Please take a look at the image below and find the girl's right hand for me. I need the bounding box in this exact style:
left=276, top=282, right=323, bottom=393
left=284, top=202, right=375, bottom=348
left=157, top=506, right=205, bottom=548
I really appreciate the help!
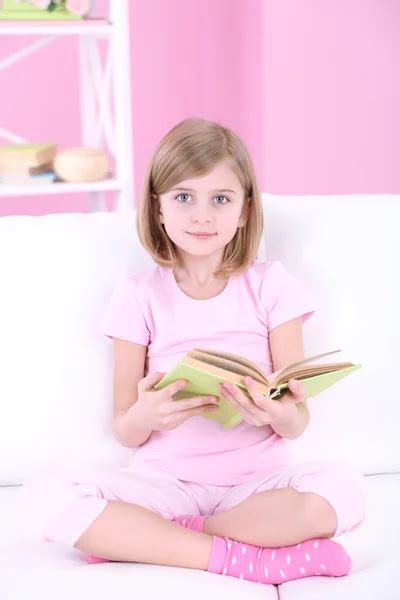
left=134, top=371, right=219, bottom=431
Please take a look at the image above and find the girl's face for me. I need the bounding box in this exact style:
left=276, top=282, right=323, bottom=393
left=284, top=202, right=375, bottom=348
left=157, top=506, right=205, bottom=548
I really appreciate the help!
left=158, top=160, right=248, bottom=260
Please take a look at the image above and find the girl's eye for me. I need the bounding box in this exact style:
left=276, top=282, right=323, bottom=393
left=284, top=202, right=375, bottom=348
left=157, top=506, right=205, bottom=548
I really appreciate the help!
left=215, top=195, right=230, bottom=205
left=174, top=193, right=230, bottom=205
left=175, top=193, right=190, bottom=202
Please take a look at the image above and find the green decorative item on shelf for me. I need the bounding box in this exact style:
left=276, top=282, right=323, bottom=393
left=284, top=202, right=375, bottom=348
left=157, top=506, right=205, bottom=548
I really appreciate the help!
left=0, top=0, right=91, bottom=20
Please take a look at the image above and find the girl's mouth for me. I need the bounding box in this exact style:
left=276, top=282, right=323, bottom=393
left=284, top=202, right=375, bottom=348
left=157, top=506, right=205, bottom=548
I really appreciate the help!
left=187, top=232, right=217, bottom=239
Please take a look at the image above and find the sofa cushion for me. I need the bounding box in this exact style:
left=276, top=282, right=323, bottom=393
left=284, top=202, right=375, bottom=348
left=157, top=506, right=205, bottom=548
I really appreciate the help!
left=262, top=194, right=400, bottom=476
left=0, top=211, right=154, bottom=485
left=1, top=473, right=398, bottom=599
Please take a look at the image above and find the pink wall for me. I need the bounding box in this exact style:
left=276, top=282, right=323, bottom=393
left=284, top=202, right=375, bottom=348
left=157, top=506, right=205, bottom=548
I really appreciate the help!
left=264, top=0, right=400, bottom=195
left=0, top=0, right=398, bottom=216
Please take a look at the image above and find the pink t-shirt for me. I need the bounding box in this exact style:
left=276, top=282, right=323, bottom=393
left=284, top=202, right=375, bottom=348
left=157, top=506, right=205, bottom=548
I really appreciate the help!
left=99, top=258, right=316, bottom=485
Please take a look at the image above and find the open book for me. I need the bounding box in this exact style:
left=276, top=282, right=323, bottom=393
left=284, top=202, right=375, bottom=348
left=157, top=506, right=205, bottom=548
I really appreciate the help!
left=153, top=348, right=362, bottom=429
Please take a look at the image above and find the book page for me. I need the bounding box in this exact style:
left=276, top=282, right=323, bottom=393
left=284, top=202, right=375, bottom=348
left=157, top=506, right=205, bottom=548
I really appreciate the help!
left=189, top=348, right=266, bottom=381
left=276, top=362, right=354, bottom=385
left=183, top=355, right=270, bottom=394
left=188, top=349, right=268, bottom=384
left=191, top=348, right=344, bottom=386
left=274, top=349, right=344, bottom=382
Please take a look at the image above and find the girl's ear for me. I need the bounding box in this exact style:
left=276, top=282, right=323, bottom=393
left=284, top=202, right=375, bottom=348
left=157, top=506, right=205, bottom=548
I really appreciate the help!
left=155, top=194, right=164, bottom=224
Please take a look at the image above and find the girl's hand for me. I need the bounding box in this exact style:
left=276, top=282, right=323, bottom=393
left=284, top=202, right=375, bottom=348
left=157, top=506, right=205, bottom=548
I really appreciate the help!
left=132, top=372, right=219, bottom=431
left=219, top=377, right=306, bottom=427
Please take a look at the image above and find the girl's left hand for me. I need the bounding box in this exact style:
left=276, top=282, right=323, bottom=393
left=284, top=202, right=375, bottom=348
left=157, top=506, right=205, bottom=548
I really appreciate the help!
left=219, top=377, right=306, bottom=427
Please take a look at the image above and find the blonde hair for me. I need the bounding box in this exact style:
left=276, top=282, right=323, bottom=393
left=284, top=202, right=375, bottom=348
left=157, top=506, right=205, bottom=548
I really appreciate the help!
left=136, top=117, right=264, bottom=279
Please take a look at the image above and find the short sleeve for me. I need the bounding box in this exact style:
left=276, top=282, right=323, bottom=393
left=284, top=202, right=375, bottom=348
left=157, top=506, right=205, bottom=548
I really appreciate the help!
left=99, top=277, right=150, bottom=345
left=263, top=260, right=316, bottom=331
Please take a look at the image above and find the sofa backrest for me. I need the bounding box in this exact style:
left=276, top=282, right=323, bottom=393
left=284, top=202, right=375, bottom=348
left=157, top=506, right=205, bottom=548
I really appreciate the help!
left=0, top=195, right=398, bottom=486
left=262, top=194, right=399, bottom=476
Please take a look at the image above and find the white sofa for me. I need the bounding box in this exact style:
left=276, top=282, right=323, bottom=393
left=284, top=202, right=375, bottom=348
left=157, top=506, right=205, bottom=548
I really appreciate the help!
left=1, top=193, right=399, bottom=600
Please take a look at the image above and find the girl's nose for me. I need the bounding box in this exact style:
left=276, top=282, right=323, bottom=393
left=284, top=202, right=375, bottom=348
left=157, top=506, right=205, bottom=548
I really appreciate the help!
left=191, top=215, right=213, bottom=223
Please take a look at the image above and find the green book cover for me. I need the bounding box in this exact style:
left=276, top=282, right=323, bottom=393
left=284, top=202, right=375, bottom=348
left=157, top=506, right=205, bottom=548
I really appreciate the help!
left=153, top=349, right=362, bottom=429
left=0, top=143, right=57, bottom=167
left=0, top=1, right=81, bottom=20
left=0, top=143, right=54, bottom=154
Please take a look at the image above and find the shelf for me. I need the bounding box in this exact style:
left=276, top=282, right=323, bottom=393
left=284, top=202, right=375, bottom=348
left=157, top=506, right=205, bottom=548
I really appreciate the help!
left=0, top=18, right=113, bottom=36
left=0, top=1, right=134, bottom=211
left=0, top=177, right=123, bottom=197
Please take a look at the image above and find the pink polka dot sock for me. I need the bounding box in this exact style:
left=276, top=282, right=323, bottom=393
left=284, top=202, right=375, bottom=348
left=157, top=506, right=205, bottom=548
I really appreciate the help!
left=85, top=554, right=110, bottom=564
left=172, top=514, right=208, bottom=532
left=207, top=535, right=352, bottom=584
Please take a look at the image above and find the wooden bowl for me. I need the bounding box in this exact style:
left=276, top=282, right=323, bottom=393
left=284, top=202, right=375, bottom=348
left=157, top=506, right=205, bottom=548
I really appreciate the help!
left=53, top=148, right=109, bottom=182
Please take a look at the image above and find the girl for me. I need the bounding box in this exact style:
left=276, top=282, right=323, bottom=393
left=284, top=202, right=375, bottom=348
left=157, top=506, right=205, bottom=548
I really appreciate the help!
left=22, top=118, right=366, bottom=586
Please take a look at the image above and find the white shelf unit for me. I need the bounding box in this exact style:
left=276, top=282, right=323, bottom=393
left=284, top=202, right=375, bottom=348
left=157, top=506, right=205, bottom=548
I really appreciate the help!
left=0, top=1, right=134, bottom=212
